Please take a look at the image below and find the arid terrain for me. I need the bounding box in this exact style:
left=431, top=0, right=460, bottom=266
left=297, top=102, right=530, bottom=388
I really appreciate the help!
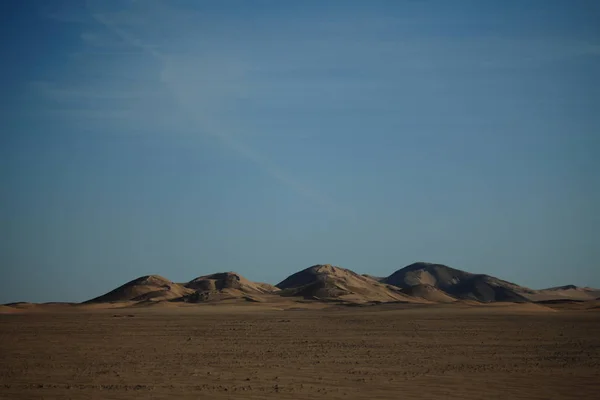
left=1, top=302, right=599, bottom=400
left=2, top=263, right=599, bottom=399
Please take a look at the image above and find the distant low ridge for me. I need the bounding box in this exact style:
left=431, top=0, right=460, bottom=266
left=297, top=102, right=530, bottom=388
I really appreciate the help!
left=527, top=285, right=600, bottom=302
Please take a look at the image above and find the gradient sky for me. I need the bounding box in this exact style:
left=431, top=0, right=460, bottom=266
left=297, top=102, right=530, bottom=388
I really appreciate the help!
left=1, top=0, right=599, bottom=303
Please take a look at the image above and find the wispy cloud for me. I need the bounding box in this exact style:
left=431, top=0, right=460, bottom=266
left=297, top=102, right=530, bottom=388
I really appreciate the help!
left=33, top=0, right=598, bottom=214
left=29, top=80, right=156, bottom=101
left=34, top=0, right=347, bottom=212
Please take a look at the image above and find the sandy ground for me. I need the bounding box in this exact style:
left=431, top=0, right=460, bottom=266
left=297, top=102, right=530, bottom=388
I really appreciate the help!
left=1, top=303, right=599, bottom=399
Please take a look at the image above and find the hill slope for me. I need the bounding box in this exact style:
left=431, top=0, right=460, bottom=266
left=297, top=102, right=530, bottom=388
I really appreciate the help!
left=181, top=272, right=279, bottom=303
left=384, top=262, right=533, bottom=302
left=526, top=285, right=600, bottom=302
left=401, top=284, right=457, bottom=303
left=277, top=264, right=421, bottom=303
left=186, top=272, right=277, bottom=293
left=72, top=264, right=599, bottom=306
left=85, top=275, right=194, bottom=303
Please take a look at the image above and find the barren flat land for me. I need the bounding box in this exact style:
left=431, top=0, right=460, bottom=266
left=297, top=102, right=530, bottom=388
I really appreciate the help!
left=1, top=303, right=599, bottom=399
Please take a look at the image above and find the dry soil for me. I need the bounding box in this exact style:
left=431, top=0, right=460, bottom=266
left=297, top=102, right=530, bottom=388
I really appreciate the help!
left=1, top=303, right=599, bottom=399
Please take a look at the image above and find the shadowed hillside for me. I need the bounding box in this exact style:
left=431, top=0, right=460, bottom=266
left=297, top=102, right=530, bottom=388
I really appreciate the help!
left=384, top=262, right=533, bottom=303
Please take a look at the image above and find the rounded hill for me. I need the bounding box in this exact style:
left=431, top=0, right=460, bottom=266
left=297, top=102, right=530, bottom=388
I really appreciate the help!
left=277, top=264, right=420, bottom=303
left=384, top=262, right=532, bottom=303
left=85, top=275, right=194, bottom=303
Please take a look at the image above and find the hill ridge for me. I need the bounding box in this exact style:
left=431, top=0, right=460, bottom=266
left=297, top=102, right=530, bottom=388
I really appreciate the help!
left=383, top=262, right=532, bottom=303
left=63, top=263, right=597, bottom=306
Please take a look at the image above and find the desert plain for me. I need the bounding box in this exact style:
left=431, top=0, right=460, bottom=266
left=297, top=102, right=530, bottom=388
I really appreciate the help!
left=1, top=300, right=599, bottom=400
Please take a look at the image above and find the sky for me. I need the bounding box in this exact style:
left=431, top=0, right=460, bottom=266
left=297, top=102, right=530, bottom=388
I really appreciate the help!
left=1, top=0, right=599, bottom=303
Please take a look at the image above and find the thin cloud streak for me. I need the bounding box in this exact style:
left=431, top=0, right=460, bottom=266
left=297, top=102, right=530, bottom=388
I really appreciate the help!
left=85, top=1, right=345, bottom=213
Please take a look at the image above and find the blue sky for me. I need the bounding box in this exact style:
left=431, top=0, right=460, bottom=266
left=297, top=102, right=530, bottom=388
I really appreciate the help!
left=1, top=0, right=599, bottom=303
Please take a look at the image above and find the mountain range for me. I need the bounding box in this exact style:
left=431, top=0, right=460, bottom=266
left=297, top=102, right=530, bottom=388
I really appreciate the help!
left=76, top=262, right=599, bottom=306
